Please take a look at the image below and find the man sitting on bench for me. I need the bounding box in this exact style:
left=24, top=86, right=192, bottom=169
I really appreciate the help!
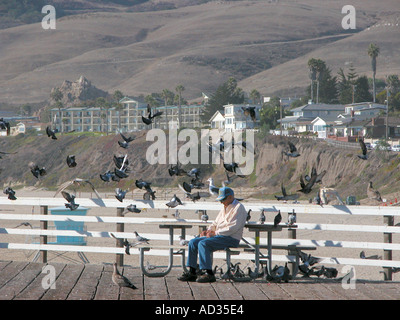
left=178, top=187, right=247, bottom=283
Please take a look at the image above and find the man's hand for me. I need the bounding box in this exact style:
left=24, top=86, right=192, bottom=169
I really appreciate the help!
left=200, top=230, right=216, bottom=237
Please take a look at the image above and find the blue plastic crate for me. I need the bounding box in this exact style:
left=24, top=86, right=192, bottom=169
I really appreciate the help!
left=50, top=206, right=89, bottom=246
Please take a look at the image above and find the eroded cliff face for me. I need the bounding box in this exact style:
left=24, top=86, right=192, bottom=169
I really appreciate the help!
left=0, top=132, right=399, bottom=202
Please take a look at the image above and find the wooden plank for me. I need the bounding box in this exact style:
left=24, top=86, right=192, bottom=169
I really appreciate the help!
left=93, top=264, right=119, bottom=300
left=165, top=275, right=194, bottom=300
left=0, top=262, right=44, bottom=300
left=294, top=281, right=344, bottom=300
left=320, top=282, right=372, bottom=300
left=67, top=264, right=103, bottom=300
left=367, top=282, right=400, bottom=300
left=273, top=282, right=317, bottom=300
left=232, top=281, right=268, bottom=300
left=41, top=264, right=84, bottom=300
left=119, top=266, right=143, bottom=300
left=0, top=261, right=29, bottom=288
left=257, top=282, right=295, bottom=300
left=188, top=281, right=219, bottom=300
left=144, top=276, right=169, bottom=300
left=355, top=282, right=397, bottom=300
left=211, top=281, right=243, bottom=300
left=14, top=263, right=66, bottom=300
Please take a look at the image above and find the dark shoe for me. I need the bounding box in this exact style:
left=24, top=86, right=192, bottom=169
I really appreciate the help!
left=196, top=273, right=216, bottom=283
left=178, top=271, right=197, bottom=282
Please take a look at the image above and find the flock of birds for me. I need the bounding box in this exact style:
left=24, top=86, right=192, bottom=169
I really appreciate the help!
left=0, top=111, right=390, bottom=288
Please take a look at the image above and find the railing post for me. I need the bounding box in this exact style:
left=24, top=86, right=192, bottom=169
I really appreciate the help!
left=116, top=207, right=124, bottom=267
left=288, top=209, right=297, bottom=276
left=40, top=205, right=48, bottom=263
left=383, top=215, right=394, bottom=281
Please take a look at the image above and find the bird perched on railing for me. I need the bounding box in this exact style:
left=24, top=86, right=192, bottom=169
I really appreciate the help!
left=259, top=209, right=265, bottom=224
left=246, top=209, right=252, bottom=222
left=112, top=263, right=137, bottom=289
left=273, top=210, right=282, bottom=227
left=287, top=209, right=296, bottom=226
left=134, top=231, right=150, bottom=244
left=3, top=187, right=16, bottom=200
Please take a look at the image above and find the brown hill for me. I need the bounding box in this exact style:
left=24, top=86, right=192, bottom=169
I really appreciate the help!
left=1, top=131, right=399, bottom=204
left=1, top=0, right=398, bottom=106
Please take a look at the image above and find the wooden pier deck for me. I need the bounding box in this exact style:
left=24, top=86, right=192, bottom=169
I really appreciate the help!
left=0, top=261, right=399, bottom=301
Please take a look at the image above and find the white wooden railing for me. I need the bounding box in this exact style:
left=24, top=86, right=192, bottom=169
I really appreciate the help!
left=0, top=197, right=399, bottom=280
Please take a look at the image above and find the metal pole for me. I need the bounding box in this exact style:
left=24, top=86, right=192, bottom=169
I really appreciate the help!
left=40, top=205, right=48, bottom=263
left=383, top=215, right=394, bottom=280
left=116, top=207, right=124, bottom=267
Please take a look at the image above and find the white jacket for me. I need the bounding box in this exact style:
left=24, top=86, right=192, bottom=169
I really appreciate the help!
left=207, top=199, right=247, bottom=241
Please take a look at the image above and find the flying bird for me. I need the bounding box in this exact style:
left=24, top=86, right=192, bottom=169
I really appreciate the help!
left=125, top=204, right=141, bottom=214
left=54, top=178, right=101, bottom=199
left=241, top=106, right=256, bottom=121
left=168, top=163, right=186, bottom=176
left=29, top=162, right=46, bottom=179
left=360, top=250, right=382, bottom=260
left=357, top=139, right=368, bottom=160
left=273, top=210, right=282, bottom=227
left=166, top=194, right=183, bottom=208
left=112, top=263, right=137, bottom=289
left=110, top=233, right=132, bottom=254
left=61, top=190, right=79, bottom=210
left=142, top=104, right=163, bottom=125
left=4, top=187, right=16, bottom=200
left=115, top=188, right=128, bottom=202
left=298, top=171, right=317, bottom=194
left=14, top=222, right=33, bottom=228
left=66, top=155, right=77, bottom=168
left=46, top=126, right=57, bottom=140
left=283, top=141, right=300, bottom=158
left=274, top=183, right=299, bottom=201
left=118, top=132, right=135, bottom=149
left=99, top=170, right=120, bottom=182
left=367, top=181, right=382, bottom=202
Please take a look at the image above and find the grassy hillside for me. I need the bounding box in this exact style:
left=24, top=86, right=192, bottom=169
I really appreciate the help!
left=1, top=0, right=398, bottom=107
left=1, top=130, right=400, bottom=204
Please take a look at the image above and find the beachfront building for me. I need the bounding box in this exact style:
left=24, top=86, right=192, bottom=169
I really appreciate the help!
left=50, top=97, right=205, bottom=132
left=209, top=104, right=261, bottom=132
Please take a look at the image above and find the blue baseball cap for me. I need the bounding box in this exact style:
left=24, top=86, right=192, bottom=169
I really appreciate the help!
left=216, top=187, right=234, bottom=201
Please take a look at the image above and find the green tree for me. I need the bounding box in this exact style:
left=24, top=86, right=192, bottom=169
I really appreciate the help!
left=306, top=59, right=337, bottom=104
left=175, top=85, right=185, bottom=129
left=260, top=96, right=289, bottom=131
left=161, top=89, right=174, bottom=129
left=201, top=77, right=245, bottom=122
left=368, top=43, right=380, bottom=102
left=113, top=90, right=124, bottom=132
left=249, top=89, right=261, bottom=104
